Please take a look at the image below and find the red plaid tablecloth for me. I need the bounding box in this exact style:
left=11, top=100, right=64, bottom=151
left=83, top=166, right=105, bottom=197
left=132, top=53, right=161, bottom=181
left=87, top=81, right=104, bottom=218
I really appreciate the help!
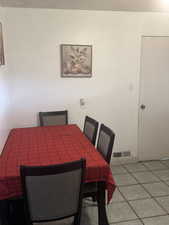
left=0, top=125, right=116, bottom=202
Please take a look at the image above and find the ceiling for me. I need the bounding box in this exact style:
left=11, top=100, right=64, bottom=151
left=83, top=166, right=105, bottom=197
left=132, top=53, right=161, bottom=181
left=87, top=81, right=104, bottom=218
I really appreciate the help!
left=0, top=0, right=169, bottom=12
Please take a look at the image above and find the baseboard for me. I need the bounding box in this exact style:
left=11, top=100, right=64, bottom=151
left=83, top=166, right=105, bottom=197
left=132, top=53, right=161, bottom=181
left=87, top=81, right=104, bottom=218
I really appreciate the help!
left=110, top=156, right=138, bottom=165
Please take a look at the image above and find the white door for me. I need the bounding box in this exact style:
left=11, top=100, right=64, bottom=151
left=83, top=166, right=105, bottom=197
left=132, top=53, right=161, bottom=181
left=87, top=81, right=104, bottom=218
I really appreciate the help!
left=139, top=36, right=169, bottom=161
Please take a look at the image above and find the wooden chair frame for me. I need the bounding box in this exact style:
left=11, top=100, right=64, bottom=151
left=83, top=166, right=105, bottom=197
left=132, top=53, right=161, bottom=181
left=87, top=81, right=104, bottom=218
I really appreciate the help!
left=83, top=116, right=99, bottom=146
left=20, top=159, right=86, bottom=225
left=39, top=110, right=68, bottom=126
left=97, top=124, right=115, bottom=164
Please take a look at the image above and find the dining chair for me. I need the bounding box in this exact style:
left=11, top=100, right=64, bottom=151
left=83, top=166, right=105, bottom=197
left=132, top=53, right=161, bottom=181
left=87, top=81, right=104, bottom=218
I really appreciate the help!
left=83, top=124, right=115, bottom=201
left=39, top=110, right=68, bottom=126
left=83, top=116, right=99, bottom=146
left=97, top=124, right=115, bottom=164
left=20, top=159, right=86, bottom=225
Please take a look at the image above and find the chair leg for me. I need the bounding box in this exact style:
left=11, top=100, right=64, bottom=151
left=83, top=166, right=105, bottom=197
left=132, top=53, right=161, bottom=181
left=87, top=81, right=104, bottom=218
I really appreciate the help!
left=97, top=182, right=109, bottom=225
left=73, top=214, right=81, bottom=225
left=92, top=196, right=97, bottom=202
left=0, top=200, right=9, bottom=225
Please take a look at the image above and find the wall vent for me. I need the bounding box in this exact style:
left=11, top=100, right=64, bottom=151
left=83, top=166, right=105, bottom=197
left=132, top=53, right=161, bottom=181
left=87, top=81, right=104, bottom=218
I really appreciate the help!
left=113, top=151, right=131, bottom=158
left=113, top=152, right=122, bottom=157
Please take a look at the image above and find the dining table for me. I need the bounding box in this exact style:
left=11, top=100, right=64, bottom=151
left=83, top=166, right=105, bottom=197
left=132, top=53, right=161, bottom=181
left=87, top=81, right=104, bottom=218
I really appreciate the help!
left=0, top=124, right=116, bottom=225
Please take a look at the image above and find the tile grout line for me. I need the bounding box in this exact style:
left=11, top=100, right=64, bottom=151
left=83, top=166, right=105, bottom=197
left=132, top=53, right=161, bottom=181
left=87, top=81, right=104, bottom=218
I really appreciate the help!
left=111, top=164, right=142, bottom=224
left=83, top=161, right=169, bottom=225
left=138, top=163, right=169, bottom=215
left=119, top=162, right=169, bottom=223
left=108, top=161, right=169, bottom=224
left=117, top=185, right=144, bottom=225
left=110, top=218, right=144, bottom=224
left=111, top=162, right=156, bottom=224
left=119, top=163, right=153, bottom=225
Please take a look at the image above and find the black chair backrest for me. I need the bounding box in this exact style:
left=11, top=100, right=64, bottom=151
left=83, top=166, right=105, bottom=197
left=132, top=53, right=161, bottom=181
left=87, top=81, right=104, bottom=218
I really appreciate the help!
left=39, top=110, right=68, bottom=126
left=83, top=116, right=99, bottom=146
left=97, top=124, right=115, bottom=164
left=20, top=159, right=86, bottom=224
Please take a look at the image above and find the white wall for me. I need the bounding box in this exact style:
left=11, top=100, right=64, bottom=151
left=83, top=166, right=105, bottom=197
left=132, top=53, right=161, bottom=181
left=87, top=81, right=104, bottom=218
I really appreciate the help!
left=1, top=7, right=169, bottom=156
left=0, top=7, right=11, bottom=151
left=0, top=68, right=11, bottom=152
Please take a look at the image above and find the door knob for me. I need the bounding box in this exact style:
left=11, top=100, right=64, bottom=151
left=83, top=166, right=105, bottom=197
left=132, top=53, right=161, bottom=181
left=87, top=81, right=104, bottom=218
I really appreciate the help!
left=140, top=104, right=146, bottom=110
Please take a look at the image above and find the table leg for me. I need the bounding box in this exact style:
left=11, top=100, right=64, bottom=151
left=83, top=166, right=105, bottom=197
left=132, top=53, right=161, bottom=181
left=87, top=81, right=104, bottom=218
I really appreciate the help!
left=0, top=200, right=9, bottom=225
left=97, top=181, right=109, bottom=225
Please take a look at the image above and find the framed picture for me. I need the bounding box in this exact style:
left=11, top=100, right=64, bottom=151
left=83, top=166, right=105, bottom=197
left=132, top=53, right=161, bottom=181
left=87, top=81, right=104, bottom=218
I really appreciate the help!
left=0, top=23, right=5, bottom=66
left=61, top=44, right=92, bottom=78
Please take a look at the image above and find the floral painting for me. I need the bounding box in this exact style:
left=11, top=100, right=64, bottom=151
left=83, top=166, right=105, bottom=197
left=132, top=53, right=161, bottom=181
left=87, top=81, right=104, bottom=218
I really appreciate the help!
left=61, top=45, right=92, bottom=77
left=0, top=23, right=5, bottom=66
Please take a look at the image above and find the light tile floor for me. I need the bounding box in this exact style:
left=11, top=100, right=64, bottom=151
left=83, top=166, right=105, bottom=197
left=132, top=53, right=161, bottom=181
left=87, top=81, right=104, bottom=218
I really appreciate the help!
left=47, top=160, right=169, bottom=225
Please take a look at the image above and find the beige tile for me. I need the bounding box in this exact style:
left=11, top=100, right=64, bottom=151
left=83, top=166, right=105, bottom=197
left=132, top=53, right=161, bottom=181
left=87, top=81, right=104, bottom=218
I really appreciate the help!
left=142, top=215, right=169, bottom=225
left=81, top=206, right=98, bottom=225
left=143, top=161, right=167, bottom=171
left=114, top=220, right=143, bottom=225
left=111, top=165, right=128, bottom=175
left=107, top=202, right=137, bottom=223
left=119, top=184, right=150, bottom=201
left=132, top=171, right=160, bottom=184
left=114, top=173, right=138, bottom=186
left=124, top=163, right=147, bottom=173
left=161, top=160, right=169, bottom=168
left=153, top=170, right=169, bottom=181
left=143, top=182, right=169, bottom=197
left=156, top=196, right=169, bottom=213
left=129, top=198, right=166, bottom=218
left=83, top=198, right=97, bottom=207
left=111, top=188, right=125, bottom=203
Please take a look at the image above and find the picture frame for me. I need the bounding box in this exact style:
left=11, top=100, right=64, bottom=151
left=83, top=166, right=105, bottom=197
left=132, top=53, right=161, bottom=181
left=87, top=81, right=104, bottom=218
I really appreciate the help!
left=61, top=44, right=92, bottom=78
left=0, top=22, right=5, bottom=66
